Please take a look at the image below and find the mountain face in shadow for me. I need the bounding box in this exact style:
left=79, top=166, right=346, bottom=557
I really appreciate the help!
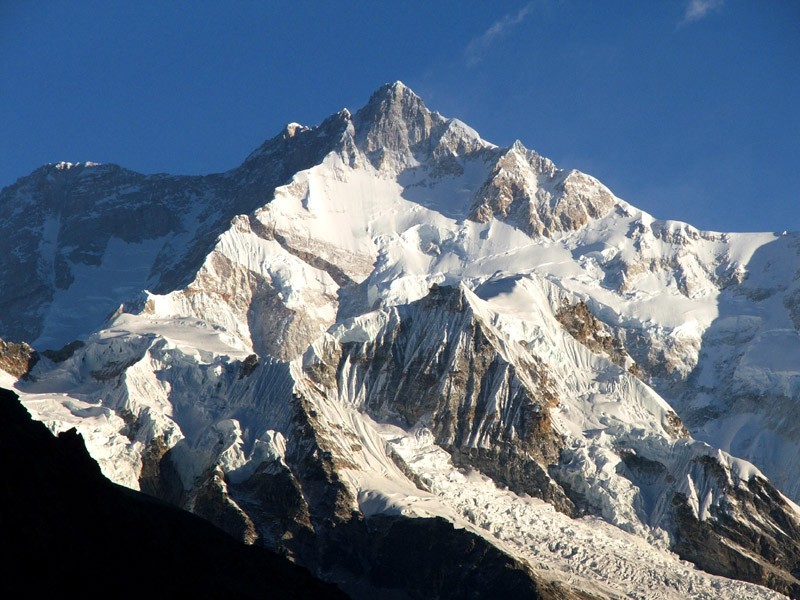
left=0, top=386, right=347, bottom=599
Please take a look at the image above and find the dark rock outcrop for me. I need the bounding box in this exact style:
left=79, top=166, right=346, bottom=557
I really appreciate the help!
left=41, top=339, right=85, bottom=363
left=555, top=300, right=633, bottom=370
left=671, top=456, right=800, bottom=598
left=0, top=338, right=38, bottom=378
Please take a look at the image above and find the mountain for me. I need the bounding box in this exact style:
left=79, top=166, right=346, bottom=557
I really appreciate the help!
left=0, top=386, right=346, bottom=598
left=2, top=82, right=799, bottom=598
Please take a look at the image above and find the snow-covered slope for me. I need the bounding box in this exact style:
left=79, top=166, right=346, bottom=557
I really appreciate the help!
left=3, top=82, right=800, bottom=598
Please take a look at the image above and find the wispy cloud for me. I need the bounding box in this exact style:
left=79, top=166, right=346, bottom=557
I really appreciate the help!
left=465, top=3, right=535, bottom=67
left=680, top=0, right=724, bottom=25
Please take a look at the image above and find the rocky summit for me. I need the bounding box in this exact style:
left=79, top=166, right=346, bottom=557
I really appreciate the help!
left=2, top=82, right=799, bottom=598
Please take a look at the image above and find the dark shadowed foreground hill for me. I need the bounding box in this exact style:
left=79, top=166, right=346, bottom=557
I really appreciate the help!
left=0, top=386, right=348, bottom=599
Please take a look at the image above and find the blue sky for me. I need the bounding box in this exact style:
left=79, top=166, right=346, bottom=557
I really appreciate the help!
left=2, top=1, right=798, bottom=232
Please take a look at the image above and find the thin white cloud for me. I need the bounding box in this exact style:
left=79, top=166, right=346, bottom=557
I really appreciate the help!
left=680, top=0, right=724, bottom=25
left=465, top=3, right=535, bottom=66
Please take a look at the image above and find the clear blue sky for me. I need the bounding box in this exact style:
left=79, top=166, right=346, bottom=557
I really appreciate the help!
left=2, top=1, right=798, bottom=232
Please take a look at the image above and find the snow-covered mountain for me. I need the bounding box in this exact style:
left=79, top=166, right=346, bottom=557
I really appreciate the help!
left=2, top=82, right=800, bottom=598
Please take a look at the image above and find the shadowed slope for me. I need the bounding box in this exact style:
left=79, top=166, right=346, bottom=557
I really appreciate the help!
left=0, top=387, right=348, bottom=599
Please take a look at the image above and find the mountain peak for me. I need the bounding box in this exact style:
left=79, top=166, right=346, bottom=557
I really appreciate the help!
left=377, top=79, right=417, bottom=98
left=358, top=81, right=428, bottom=120
left=353, top=82, right=444, bottom=170
left=389, top=79, right=408, bottom=91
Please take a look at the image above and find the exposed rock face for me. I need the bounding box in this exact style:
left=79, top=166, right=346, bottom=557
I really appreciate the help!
left=469, top=144, right=616, bottom=237
left=351, top=81, right=493, bottom=182
left=671, top=456, right=800, bottom=598
left=138, top=431, right=185, bottom=506
left=785, top=287, right=800, bottom=331
left=554, top=300, right=688, bottom=439
left=555, top=300, right=635, bottom=371
left=354, top=82, right=445, bottom=172
left=0, top=338, right=37, bottom=378
left=221, top=385, right=584, bottom=599
left=0, top=163, right=211, bottom=345
left=303, top=285, right=574, bottom=514
left=238, top=353, right=260, bottom=378
left=189, top=467, right=259, bottom=544
left=41, top=339, right=84, bottom=362
left=230, top=445, right=316, bottom=556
